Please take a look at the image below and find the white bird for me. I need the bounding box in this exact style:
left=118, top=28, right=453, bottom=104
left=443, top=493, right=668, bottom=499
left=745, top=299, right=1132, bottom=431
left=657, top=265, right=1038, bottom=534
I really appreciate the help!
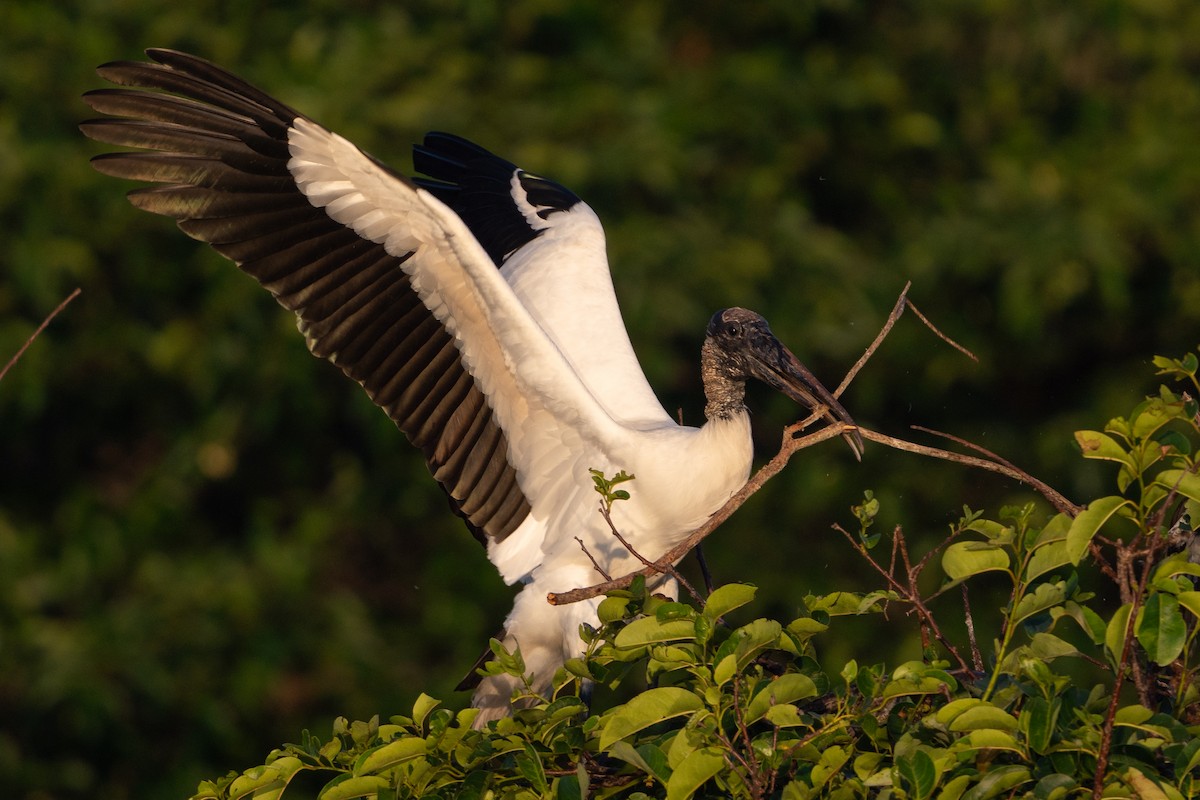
left=82, top=49, right=861, bottom=725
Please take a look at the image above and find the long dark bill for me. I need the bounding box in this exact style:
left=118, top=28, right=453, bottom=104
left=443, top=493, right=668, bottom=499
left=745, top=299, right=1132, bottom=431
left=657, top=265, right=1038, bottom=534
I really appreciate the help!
left=752, top=340, right=864, bottom=461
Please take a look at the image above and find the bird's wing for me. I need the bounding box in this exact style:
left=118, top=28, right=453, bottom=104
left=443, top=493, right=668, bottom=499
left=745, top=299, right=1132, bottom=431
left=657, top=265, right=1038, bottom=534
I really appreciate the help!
left=411, top=132, right=673, bottom=430
left=81, top=49, right=639, bottom=573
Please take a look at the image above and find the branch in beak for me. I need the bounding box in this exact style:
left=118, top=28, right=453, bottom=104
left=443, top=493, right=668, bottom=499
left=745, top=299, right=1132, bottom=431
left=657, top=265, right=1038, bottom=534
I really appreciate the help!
left=755, top=343, right=864, bottom=461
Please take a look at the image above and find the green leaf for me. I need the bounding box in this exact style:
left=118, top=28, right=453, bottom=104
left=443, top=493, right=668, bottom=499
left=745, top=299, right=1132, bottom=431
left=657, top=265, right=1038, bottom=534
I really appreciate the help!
left=712, top=654, right=738, bottom=686
left=1177, top=591, right=1200, bottom=621
left=939, top=774, right=973, bottom=800
left=655, top=602, right=694, bottom=622
left=1152, top=553, right=1200, bottom=583
left=947, top=704, right=1018, bottom=732
left=934, top=697, right=983, bottom=725
left=1011, top=580, right=1067, bottom=626
left=942, top=541, right=1011, bottom=582
left=1126, top=767, right=1172, bottom=800
left=228, top=758, right=307, bottom=800
left=882, top=675, right=954, bottom=699
left=1132, top=401, right=1178, bottom=439
left=597, top=596, right=631, bottom=623
left=1021, top=696, right=1059, bottom=754
left=1032, top=774, right=1076, bottom=800
left=1066, top=497, right=1130, bottom=564
left=963, top=729, right=1022, bottom=752
left=811, top=745, right=851, bottom=791
left=1155, top=469, right=1200, bottom=504
left=665, top=746, right=725, bottom=800
left=318, top=775, right=390, bottom=800
left=1027, top=632, right=1080, bottom=660
left=516, top=743, right=549, bottom=794
left=716, top=619, right=782, bottom=681
left=1137, top=592, right=1187, bottom=666
left=600, top=688, right=704, bottom=749
left=764, top=704, right=805, bottom=727
left=745, top=674, right=818, bottom=723
left=1105, top=603, right=1135, bottom=664
left=786, top=616, right=829, bottom=638
left=1074, top=430, right=1133, bottom=465
left=607, top=741, right=672, bottom=786
left=897, top=748, right=937, bottom=800
left=1057, top=600, right=1106, bottom=644
left=702, top=583, right=757, bottom=620
left=614, top=616, right=698, bottom=648
left=354, top=737, right=427, bottom=776
left=853, top=752, right=884, bottom=782
left=1114, top=704, right=1154, bottom=725
left=960, top=765, right=1031, bottom=800
left=1025, top=536, right=1070, bottom=582
left=411, top=693, right=440, bottom=728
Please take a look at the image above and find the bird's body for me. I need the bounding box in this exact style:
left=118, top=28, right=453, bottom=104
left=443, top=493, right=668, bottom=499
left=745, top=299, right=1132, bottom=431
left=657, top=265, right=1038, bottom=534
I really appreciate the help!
left=83, top=50, right=858, bottom=724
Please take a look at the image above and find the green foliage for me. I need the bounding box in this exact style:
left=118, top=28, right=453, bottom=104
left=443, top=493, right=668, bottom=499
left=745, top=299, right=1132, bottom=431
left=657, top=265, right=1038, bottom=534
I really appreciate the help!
left=590, top=469, right=637, bottom=512
left=189, top=349, right=1200, bottom=798
left=6, top=3, right=1200, bottom=797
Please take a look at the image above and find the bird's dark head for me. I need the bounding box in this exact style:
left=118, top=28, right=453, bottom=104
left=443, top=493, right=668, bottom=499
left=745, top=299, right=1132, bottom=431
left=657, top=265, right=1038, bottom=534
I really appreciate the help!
left=702, top=307, right=863, bottom=459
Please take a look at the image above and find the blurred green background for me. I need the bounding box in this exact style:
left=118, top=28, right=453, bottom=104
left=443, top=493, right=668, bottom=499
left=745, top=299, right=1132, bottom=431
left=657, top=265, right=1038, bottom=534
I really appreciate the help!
left=3, top=1, right=1199, bottom=797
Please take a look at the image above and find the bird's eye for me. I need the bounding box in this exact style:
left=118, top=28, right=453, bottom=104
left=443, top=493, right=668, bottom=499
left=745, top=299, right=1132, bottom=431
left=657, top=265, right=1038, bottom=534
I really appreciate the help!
left=725, top=322, right=742, bottom=338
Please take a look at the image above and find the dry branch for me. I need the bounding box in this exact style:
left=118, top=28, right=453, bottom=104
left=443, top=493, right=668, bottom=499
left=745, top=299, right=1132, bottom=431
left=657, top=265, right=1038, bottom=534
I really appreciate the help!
left=0, top=288, right=82, bottom=382
left=548, top=282, right=1078, bottom=606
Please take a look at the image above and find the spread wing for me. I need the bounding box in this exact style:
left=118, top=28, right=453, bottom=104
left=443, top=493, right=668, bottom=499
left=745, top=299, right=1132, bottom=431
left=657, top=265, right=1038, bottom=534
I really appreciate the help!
left=81, top=49, right=640, bottom=563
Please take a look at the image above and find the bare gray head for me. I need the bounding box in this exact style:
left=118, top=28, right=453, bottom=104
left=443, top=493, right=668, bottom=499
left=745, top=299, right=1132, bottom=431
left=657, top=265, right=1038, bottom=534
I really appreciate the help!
left=701, top=308, right=863, bottom=459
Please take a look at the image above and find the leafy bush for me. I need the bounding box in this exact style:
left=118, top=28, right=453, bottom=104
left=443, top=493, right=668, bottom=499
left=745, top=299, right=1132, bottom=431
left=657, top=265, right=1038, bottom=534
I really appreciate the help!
left=190, top=351, right=1200, bottom=799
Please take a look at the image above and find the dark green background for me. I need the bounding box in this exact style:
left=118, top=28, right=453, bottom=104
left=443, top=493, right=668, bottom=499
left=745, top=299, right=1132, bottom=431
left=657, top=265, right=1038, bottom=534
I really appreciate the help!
left=3, top=1, right=1199, bottom=797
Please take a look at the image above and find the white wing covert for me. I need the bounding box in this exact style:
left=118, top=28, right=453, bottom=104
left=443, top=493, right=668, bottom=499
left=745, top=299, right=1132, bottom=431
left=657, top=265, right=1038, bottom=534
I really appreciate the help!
left=80, top=49, right=647, bottom=579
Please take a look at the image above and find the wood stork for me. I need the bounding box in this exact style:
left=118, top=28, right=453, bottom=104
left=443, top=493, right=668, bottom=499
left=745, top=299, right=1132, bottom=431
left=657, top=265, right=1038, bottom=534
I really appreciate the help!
left=81, top=49, right=862, bottom=724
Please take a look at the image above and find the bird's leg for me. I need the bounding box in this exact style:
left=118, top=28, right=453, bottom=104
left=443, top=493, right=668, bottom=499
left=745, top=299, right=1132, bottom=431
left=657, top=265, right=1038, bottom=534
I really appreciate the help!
left=694, top=544, right=715, bottom=594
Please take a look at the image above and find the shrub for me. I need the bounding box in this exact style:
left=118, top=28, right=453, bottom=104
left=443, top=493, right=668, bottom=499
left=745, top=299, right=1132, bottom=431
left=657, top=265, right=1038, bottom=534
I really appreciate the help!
left=193, top=350, right=1200, bottom=799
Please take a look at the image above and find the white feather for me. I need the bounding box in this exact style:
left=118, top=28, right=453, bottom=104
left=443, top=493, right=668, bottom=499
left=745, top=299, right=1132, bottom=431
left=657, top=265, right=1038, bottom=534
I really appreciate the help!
left=286, top=118, right=755, bottom=719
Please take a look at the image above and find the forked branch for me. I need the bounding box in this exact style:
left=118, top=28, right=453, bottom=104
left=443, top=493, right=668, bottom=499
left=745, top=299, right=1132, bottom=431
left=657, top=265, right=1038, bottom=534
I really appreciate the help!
left=548, top=283, right=1078, bottom=606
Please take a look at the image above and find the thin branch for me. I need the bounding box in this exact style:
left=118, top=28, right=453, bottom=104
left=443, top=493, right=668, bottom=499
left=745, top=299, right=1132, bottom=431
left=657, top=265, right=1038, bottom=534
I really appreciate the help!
left=600, top=502, right=705, bottom=604
left=0, top=288, right=82, bottom=382
left=574, top=536, right=613, bottom=581
left=833, top=523, right=973, bottom=674
left=834, top=281, right=910, bottom=398
left=547, top=423, right=846, bottom=605
left=1093, top=531, right=1166, bottom=798
left=858, top=427, right=1080, bottom=517
left=549, top=282, right=1079, bottom=605
left=962, top=584, right=983, bottom=672
left=694, top=544, right=716, bottom=595
left=906, top=300, right=978, bottom=362
left=550, top=422, right=1078, bottom=606
left=911, top=425, right=1019, bottom=472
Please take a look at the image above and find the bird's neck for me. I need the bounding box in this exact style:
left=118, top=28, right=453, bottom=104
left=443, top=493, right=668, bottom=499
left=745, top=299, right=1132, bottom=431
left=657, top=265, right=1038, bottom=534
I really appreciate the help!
left=700, top=338, right=747, bottom=420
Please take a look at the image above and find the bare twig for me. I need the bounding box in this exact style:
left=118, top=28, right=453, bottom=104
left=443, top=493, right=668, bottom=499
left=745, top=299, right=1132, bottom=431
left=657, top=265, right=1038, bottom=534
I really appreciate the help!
left=550, top=420, right=1078, bottom=606
left=547, top=422, right=848, bottom=605
left=574, top=536, right=613, bottom=581
left=906, top=300, right=978, bottom=362
left=694, top=544, right=716, bottom=594
left=911, top=425, right=1019, bottom=472
left=962, top=584, right=983, bottom=672
left=1093, top=531, right=1167, bottom=798
left=858, top=427, right=1080, bottom=517
left=834, top=523, right=973, bottom=674
left=599, top=502, right=705, bottom=604
left=548, top=282, right=1078, bottom=606
left=0, top=288, right=82, bottom=382
left=834, top=281, right=910, bottom=398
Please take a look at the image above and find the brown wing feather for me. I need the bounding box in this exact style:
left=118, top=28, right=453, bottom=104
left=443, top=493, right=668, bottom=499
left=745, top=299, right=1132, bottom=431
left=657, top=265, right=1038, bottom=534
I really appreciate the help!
left=82, top=49, right=530, bottom=545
